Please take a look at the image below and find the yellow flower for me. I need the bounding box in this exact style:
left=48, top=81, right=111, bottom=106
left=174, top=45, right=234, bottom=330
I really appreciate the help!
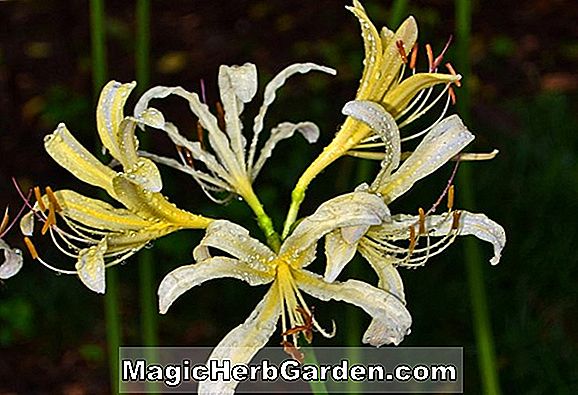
left=21, top=81, right=212, bottom=293
left=158, top=193, right=411, bottom=394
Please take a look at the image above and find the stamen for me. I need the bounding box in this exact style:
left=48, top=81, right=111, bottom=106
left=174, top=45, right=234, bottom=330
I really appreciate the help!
left=418, top=208, right=426, bottom=235
left=41, top=204, right=56, bottom=236
left=196, top=120, right=205, bottom=149
left=215, top=101, right=226, bottom=132
left=449, top=86, right=457, bottom=105
left=452, top=211, right=462, bottom=230
left=399, top=83, right=451, bottom=127
left=447, top=185, right=455, bottom=210
left=409, top=43, right=419, bottom=70
left=0, top=207, right=9, bottom=235
left=408, top=226, right=416, bottom=253
left=445, top=62, right=461, bottom=87
left=23, top=236, right=39, bottom=259
left=281, top=340, right=304, bottom=364
left=396, top=40, right=408, bottom=64
left=45, top=187, right=62, bottom=212
left=426, top=44, right=434, bottom=71
left=432, top=35, right=453, bottom=70
left=34, top=186, right=46, bottom=211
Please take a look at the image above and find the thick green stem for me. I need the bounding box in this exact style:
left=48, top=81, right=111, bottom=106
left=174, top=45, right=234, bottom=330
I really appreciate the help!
left=241, top=185, right=281, bottom=252
left=90, top=1, right=120, bottom=393
left=455, top=0, right=501, bottom=393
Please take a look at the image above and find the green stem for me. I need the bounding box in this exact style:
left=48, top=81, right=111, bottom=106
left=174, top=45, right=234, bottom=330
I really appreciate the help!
left=135, top=0, right=150, bottom=90
left=302, top=347, right=329, bottom=395
left=388, top=0, right=408, bottom=27
left=242, top=185, right=281, bottom=252
left=90, top=1, right=120, bottom=393
left=455, top=0, right=501, bottom=393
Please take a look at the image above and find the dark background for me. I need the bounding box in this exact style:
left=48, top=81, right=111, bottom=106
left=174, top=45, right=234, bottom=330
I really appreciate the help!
left=1, top=0, right=577, bottom=394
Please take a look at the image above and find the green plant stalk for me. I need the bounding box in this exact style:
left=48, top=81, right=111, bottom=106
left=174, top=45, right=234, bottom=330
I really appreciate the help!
left=302, top=347, right=329, bottom=395
left=90, top=1, right=121, bottom=393
left=455, top=0, right=501, bottom=393
left=388, top=0, right=408, bottom=27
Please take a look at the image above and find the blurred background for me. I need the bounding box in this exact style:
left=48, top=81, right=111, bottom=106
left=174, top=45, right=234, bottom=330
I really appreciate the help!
left=1, top=0, right=577, bottom=394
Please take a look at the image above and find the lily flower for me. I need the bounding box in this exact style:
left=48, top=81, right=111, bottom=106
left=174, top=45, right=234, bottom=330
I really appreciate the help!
left=283, top=0, right=462, bottom=235
left=20, top=81, right=212, bottom=294
left=158, top=192, right=411, bottom=394
left=1, top=207, right=24, bottom=279
left=314, top=102, right=505, bottom=313
left=132, top=63, right=334, bottom=202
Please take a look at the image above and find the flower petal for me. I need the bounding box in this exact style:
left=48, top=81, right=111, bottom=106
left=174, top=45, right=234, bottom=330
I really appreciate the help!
left=192, top=220, right=275, bottom=272
left=294, top=269, right=412, bottom=346
left=382, top=73, right=461, bottom=117
left=248, top=63, right=336, bottom=168
left=323, top=227, right=365, bottom=282
left=75, top=238, right=107, bottom=294
left=374, top=211, right=506, bottom=265
left=112, top=175, right=212, bottom=228
left=281, top=191, right=389, bottom=267
left=375, top=115, right=474, bottom=202
left=0, top=239, right=23, bottom=279
left=96, top=81, right=137, bottom=162
left=251, top=121, right=320, bottom=181
left=45, top=123, right=117, bottom=198
left=342, top=100, right=400, bottom=178
left=158, top=257, right=274, bottom=314
left=218, top=63, right=257, bottom=165
left=198, top=286, right=280, bottom=395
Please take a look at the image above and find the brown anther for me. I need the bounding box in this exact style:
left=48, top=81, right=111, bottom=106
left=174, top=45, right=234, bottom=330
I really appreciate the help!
left=34, top=186, right=46, bottom=211
left=41, top=205, right=56, bottom=236
left=426, top=44, right=434, bottom=71
left=281, top=340, right=304, bottom=364
left=196, top=120, right=206, bottom=149
left=445, top=62, right=461, bottom=87
left=176, top=146, right=195, bottom=168
left=432, top=35, right=453, bottom=70
left=408, top=225, right=416, bottom=253
left=409, top=43, right=419, bottom=70
left=451, top=211, right=462, bottom=230
left=45, top=187, right=62, bottom=212
left=282, top=306, right=314, bottom=344
left=396, top=40, right=408, bottom=64
left=24, top=237, right=39, bottom=260
left=418, top=208, right=426, bottom=235
left=0, top=207, right=9, bottom=235
left=449, top=87, right=457, bottom=105
left=447, top=185, right=455, bottom=210
left=215, top=101, right=226, bottom=132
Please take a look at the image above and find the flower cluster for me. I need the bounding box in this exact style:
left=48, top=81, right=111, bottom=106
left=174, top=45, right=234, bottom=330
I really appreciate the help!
left=7, top=2, right=505, bottom=394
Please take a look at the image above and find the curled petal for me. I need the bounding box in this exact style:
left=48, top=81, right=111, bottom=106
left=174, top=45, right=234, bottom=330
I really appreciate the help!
left=324, top=227, right=366, bottom=282
left=251, top=122, right=320, bottom=181
left=0, top=239, right=23, bottom=279
left=343, top=100, right=400, bottom=178
left=282, top=191, right=389, bottom=266
left=97, top=81, right=137, bottom=162
left=375, top=115, right=474, bottom=202
left=294, top=270, right=412, bottom=346
left=45, top=123, right=117, bottom=198
left=123, top=157, right=163, bottom=193
left=158, top=257, right=275, bottom=314
left=75, top=238, right=107, bottom=294
left=20, top=212, right=35, bottom=236
left=249, top=63, right=336, bottom=168
left=198, top=286, right=280, bottom=395
left=192, top=220, right=275, bottom=272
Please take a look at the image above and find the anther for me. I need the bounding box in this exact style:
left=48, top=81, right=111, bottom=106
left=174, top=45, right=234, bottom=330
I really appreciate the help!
left=24, top=236, right=39, bottom=260
left=215, top=101, right=226, bottom=132
left=432, top=35, right=453, bottom=70
left=409, top=43, right=419, bottom=70
left=447, top=185, right=455, bottom=210
left=451, top=211, right=462, bottom=230
left=396, top=40, right=408, bottom=64
left=34, top=186, right=46, bottom=211
left=0, top=207, right=9, bottom=235
left=445, top=62, right=462, bottom=87
left=41, top=205, right=56, bottom=235
left=45, top=187, right=62, bottom=212
left=281, top=340, right=304, bottom=364
left=426, top=44, right=434, bottom=71
left=409, top=226, right=417, bottom=253
left=196, top=120, right=205, bottom=149
left=418, top=208, right=426, bottom=235
left=449, top=86, right=457, bottom=105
